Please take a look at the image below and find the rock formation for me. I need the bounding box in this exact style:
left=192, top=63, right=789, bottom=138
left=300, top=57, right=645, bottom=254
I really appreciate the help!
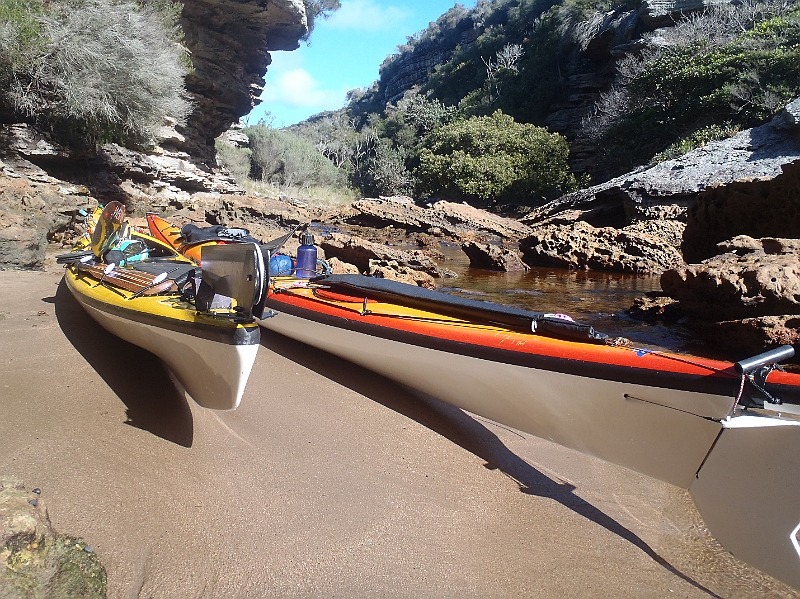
left=461, top=241, right=529, bottom=272
left=318, top=232, right=453, bottom=279
left=179, top=0, right=308, bottom=158
left=660, top=236, right=800, bottom=350
left=1, top=475, right=106, bottom=598
left=519, top=221, right=684, bottom=274
left=342, top=196, right=532, bottom=241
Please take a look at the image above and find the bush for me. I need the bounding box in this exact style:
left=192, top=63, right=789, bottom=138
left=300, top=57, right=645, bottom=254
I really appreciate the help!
left=0, top=0, right=191, bottom=149
left=417, top=110, right=577, bottom=206
left=585, top=0, right=800, bottom=175
left=245, top=124, right=346, bottom=188
left=355, top=140, right=415, bottom=197
left=215, top=138, right=252, bottom=184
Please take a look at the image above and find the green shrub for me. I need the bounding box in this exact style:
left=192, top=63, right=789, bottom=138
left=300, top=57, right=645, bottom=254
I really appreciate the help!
left=417, top=110, right=577, bottom=205
left=245, top=124, right=347, bottom=188
left=586, top=0, right=800, bottom=175
left=355, top=140, right=414, bottom=197
left=0, top=0, right=191, bottom=149
left=652, top=123, right=741, bottom=163
left=215, top=138, right=252, bottom=184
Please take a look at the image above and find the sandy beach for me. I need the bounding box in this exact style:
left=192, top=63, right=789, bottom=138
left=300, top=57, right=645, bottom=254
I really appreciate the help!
left=0, top=262, right=797, bottom=599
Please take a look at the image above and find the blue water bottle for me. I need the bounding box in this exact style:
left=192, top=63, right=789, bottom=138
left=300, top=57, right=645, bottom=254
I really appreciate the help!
left=295, top=231, right=317, bottom=278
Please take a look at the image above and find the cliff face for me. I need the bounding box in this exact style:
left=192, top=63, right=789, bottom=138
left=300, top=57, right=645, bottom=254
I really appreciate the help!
left=179, top=0, right=308, bottom=158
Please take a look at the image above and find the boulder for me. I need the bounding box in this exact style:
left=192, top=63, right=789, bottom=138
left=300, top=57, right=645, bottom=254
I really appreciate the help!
left=704, top=315, right=800, bottom=352
left=519, top=221, right=684, bottom=274
left=627, top=292, right=684, bottom=322
left=342, top=196, right=532, bottom=241
left=0, top=173, right=97, bottom=269
left=326, top=257, right=360, bottom=275
left=430, top=200, right=532, bottom=241
left=368, top=260, right=436, bottom=289
left=682, top=159, right=800, bottom=262
left=0, top=227, right=48, bottom=270
left=1, top=475, right=106, bottom=598
left=660, top=237, right=800, bottom=320
left=319, top=232, right=448, bottom=278
left=461, top=241, right=529, bottom=272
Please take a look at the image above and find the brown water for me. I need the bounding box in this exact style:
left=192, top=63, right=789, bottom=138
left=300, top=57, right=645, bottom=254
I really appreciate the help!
left=433, top=243, right=706, bottom=356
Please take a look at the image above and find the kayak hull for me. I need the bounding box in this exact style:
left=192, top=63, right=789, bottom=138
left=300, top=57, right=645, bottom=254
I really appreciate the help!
left=260, top=278, right=800, bottom=589
left=260, top=306, right=724, bottom=488
left=66, top=268, right=259, bottom=410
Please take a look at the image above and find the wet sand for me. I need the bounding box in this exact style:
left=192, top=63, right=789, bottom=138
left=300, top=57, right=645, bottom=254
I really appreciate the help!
left=1, top=263, right=797, bottom=599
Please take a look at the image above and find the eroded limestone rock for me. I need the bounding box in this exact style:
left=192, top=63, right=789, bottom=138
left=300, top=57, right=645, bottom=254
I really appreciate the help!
left=0, top=173, right=96, bottom=269
left=661, top=237, right=800, bottom=320
left=319, top=232, right=448, bottom=279
left=368, top=260, right=436, bottom=289
left=519, top=221, right=684, bottom=274
left=342, top=196, right=532, bottom=241
left=461, top=241, right=529, bottom=272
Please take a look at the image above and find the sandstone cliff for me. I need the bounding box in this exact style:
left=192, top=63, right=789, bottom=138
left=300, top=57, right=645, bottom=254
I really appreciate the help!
left=179, top=0, right=308, bottom=159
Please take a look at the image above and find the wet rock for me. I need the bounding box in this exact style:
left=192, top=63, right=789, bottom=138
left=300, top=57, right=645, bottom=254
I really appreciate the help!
left=319, top=232, right=445, bottom=278
left=1, top=475, right=106, bottom=599
left=660, top=237, right=800, bottom=320
left=628, top=293, right=684, bottom=322
left=519, top=221, right=684, bottom=274
left=368, top=260, right=436, bottom=289
left=461, top=241, right=529, bottom=272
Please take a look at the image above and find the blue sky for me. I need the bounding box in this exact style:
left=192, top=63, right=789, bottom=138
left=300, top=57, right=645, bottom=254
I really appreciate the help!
left=247, top=0, right=473, bottom=128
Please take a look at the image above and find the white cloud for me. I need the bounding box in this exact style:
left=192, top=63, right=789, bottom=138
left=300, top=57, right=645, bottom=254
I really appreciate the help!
left=258, top=53, right=348, bottom=115
left=324, top=0, right=411, bottom=31
left=261, top=68, right=344, bottom=108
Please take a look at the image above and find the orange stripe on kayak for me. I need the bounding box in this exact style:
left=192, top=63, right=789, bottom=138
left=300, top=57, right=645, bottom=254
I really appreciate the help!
left=266, top=289, right=743, bottom=378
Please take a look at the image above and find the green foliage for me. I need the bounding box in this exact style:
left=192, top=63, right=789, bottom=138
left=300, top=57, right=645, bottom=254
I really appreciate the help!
left=244, top=124, right=347, bottom=188
left=652, top=123, right=741, bottom=163
left=417, top=110, right=576, bottom=205
left=302, top=0, right=341, bottom=41
left=587, top=0, right=800, bottom=175
left=355, top=140, right=415, bottom=197
left=0, top=0, right=191, bottom=149
left=215, top=139, right=252, bottom=184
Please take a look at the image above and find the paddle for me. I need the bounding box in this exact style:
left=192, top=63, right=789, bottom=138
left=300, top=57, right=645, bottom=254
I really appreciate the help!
left=90, top=201, right=126, bottom=258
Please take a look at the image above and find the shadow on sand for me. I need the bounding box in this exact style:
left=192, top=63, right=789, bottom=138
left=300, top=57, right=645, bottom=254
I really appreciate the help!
left=261, top=329, right=721, bottom=598
left=54, top=278, right=193, bottom=447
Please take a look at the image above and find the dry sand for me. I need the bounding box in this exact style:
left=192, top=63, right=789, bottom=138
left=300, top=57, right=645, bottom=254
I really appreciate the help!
left=1, top=262, right=798, bottom=599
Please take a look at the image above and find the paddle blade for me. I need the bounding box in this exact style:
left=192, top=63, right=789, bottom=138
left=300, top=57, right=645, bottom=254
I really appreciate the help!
left=90, top=201, right=126, bottom=257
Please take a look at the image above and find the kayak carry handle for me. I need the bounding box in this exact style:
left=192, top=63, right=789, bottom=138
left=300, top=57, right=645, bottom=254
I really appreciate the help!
left=735, top=345, right=795, bottom=375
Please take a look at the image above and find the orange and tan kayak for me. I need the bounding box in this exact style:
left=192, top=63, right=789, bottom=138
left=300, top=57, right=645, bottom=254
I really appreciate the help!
left=259, top=273, right=800, bottom=589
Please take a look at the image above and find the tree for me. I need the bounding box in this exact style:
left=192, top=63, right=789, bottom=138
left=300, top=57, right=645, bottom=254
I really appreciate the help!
left=302, top=0, right=341, bottom=40
left=417, top=110, right=577, bottom=206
